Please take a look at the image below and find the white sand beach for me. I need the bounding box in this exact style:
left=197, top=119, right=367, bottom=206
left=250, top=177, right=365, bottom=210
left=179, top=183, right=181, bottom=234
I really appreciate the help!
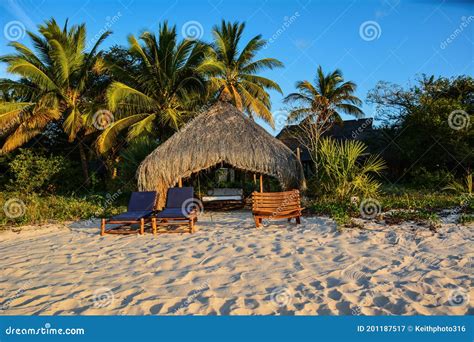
left=0, top=211, right=472, bottom=315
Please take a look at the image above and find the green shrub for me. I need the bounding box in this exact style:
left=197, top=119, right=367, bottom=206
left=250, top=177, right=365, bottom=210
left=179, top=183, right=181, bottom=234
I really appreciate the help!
left=109, top=137, right=159, bottom=192
left=443, top=173, right=473, bottom=195
left=380, top=190, right=463, bottom=211
left=408, top=167, right=454, bottom=189
left=459, top=214, right=474, bottom=225
left=310, top=198, right=355, bottom=226
left=315, top=138, right=386, bottom=201
left=0, top=192, right=126, bottom=228
left=7, top=149, right=66, bottom=193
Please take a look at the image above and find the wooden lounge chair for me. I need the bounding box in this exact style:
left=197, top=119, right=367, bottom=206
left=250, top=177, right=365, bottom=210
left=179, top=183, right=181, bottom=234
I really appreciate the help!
left=252, top=190, right=302, bottom=228
left=154, top=187, right=198, bottom=234
left=100, top=191, right=157, bottom=236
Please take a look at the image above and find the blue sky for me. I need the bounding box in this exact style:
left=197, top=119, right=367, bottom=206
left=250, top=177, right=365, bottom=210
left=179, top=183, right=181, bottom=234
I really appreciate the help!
left=0, top=0, right=472, bottom=134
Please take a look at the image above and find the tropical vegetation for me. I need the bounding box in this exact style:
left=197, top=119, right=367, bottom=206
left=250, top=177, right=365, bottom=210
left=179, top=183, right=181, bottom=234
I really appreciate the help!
left=0, top=18, right=472, bottom=228
left=0, top=18, right=110, bottom=184
left=283, top=66, right=363, bottom=172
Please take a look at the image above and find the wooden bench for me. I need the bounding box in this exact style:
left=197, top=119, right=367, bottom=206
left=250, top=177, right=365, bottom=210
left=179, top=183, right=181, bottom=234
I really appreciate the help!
left=201, top=188, right=244, bottom=209
left=251, top=190, right=302, bottom=228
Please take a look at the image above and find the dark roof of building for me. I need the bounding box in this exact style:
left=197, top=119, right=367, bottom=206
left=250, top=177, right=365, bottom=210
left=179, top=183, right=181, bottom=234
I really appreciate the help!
left=276, top=118, right=374, bottom=162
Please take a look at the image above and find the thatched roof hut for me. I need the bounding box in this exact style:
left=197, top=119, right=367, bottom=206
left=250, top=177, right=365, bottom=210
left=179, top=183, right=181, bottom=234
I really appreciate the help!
left=137, top=102, right=305, bottom=208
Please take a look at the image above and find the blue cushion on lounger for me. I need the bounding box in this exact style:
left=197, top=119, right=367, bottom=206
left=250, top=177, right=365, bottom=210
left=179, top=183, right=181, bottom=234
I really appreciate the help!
left=165, top=187, right=194, bottom=208
left=155, top=207, right=194, bottom=218
left=109, top=210, right=153, bottom=221
left=127, top=191, right=157, bottom=211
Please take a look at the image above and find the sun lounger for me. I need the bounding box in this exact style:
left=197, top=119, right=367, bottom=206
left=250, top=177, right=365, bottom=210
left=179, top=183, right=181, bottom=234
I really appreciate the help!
left=100, top=191, right=157, bottom=235
left=154, top=187, right=198, bottom=234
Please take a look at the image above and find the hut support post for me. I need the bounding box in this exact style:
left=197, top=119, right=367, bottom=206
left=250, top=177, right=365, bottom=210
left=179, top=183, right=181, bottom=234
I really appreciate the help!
left=178, top=177, right=182, bottom=187
left=259, top=174, right=263, bottom=193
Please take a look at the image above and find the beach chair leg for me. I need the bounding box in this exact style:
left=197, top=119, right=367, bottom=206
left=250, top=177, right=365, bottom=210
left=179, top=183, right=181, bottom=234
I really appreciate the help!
left=140, top=218, right=145, bottom=235
left=189, top=218, right=195, bottom=233
left=254, top=216, right=261, bottom=228
left=287, top=218, right=292, bottom=222
left=100, top=218, right=106, bottom=236
left=152, top=218, right=157, bottom=235
left=296, top=216, right=301, bottom=225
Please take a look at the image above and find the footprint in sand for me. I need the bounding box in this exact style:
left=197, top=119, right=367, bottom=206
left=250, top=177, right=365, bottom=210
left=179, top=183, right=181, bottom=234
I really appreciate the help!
left=244, top=298, right=259, bottom=310
left=328, top=289, right=343, bottom=301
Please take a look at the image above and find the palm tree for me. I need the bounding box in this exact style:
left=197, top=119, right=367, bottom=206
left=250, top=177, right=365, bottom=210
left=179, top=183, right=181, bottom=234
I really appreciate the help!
left=96, top=22, right=208, bottom=154
left=284, top=65, right=363, bottom=124
left=283, top=66, right=364, bottom=173
left=0, top=18, right=110, bottom=185
left=199, top=20, right=283, bottom=127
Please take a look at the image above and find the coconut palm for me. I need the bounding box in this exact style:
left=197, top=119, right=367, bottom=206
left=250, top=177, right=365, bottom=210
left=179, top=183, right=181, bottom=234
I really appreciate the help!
left=284, top=66, right=363, bottom=125
left=0, top=18, right=110, bottom=184
left=199, top=20, right=283, bottom=127
left=283, top=66, right=364, bottom=174
left=96, top=22, right=208, bottom=154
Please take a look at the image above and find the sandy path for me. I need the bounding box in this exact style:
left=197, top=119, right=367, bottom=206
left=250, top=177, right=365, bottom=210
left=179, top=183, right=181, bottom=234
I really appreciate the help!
left=0, top=211, right=472, bottom=315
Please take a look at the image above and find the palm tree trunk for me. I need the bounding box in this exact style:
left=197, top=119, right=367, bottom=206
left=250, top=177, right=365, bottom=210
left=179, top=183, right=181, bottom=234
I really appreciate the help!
left=78, top=141, right=90, bottom=186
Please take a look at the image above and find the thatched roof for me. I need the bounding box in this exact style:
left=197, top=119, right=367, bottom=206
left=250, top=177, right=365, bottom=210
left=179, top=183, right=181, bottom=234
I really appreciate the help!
left=137, top=102, right=306, bottom=208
